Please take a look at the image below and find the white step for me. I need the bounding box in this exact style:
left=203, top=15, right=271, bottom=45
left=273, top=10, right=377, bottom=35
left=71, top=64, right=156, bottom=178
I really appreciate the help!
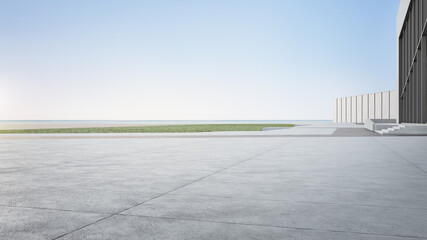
left=375, top=124, right=406, bottom=135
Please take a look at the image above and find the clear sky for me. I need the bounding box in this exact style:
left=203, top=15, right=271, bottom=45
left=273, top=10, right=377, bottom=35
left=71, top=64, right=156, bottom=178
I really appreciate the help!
left=0, top=0, right=400, bottom=120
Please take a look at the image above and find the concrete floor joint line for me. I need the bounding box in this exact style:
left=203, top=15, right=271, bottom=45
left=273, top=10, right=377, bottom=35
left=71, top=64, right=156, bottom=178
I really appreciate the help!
left=114, top=214, right=427, bottom=240
left=165, top=193, right=427, bottom=211
left=372, top=138, right=427, bottom=175
left=51, top=138, right=300, bottom=239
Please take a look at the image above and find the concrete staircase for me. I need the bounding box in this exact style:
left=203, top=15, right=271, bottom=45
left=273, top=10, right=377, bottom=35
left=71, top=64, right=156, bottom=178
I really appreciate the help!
left=375, top=124, right=406, bottom=135
left=364, top=119, right=398, bottom=133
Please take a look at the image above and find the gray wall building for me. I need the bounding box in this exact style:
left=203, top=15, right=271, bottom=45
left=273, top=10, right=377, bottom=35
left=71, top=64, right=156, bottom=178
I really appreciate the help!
left=397, top=0, right=427, bottom=123
left=334, top=91, right=398, bottom=124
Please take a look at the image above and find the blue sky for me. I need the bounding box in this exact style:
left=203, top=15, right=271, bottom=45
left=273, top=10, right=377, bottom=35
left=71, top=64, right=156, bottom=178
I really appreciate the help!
left=0, top=0, right=400, bottom=120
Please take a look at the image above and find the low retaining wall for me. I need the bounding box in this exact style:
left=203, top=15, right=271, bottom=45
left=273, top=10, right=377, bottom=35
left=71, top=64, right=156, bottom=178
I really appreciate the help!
left=334, top=90, right=398, bottom=123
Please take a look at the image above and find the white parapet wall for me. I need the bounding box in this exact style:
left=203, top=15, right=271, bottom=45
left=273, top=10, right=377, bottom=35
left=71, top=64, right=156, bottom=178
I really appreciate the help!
left=334, top=90, right=398, bottom=123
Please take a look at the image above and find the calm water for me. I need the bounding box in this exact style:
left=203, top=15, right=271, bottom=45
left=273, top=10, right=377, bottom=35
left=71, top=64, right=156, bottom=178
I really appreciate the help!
left=0, top=120, right=332, bottom=125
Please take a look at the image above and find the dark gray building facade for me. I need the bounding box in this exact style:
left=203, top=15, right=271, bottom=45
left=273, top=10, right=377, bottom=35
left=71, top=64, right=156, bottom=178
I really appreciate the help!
left=398, top=0, right=427, bottom=123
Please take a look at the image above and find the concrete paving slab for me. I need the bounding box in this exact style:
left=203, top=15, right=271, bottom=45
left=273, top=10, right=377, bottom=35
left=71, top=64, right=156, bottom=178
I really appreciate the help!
left=122, top=194, right=427, bottom=238
left=59, top=215, right=426, bottom=240
left=0, top=136, right=426, bottom=239
left=375, top=137, right=427, bottom=173
left=202, top=170, right=427, bottom=190
left=0, top=206, right=107, bottom=240
left=0, top=185, right=160, bottom=214
left=170, top=180, right=427, bottom=209
left=0, top=169, right=196, bottom=193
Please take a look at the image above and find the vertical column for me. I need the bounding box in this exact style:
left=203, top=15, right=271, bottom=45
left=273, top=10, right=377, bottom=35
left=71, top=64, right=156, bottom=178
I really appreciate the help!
left=424, top=0, right=427, bottom=22
left=375, top=92, right=382, bottom=119
left=369, top=94, right=375, bottom=119
left=399, top=36, right=403, bottom=123
left=333, top=99, right=336, bottom=123
left=415, top=47, right=418, bottom=123
left=360, top=95, right=364, bottom=123
left=417, top=42, right=421, bottom=123
left=363, top=94, right=369, bottom=122
left=390, top=90, right=398, bottom=120
left=356, top=95, right=363, bottom=123
left=389, top=91, right=392, bottom=120
left=347, top=97, right=352, bottom=123
left=411, top=67, right=414, bottom=123
left=342, top=98, right=345, bottom=123
left=351, top=96, right=357, bottom=123
left=401, top=27, right=408, bottom=122
left=343, top=98, right=346, bottom=123
left=403, top=18, right=410, bottom=122
left=381, top=92, right=383, bottom=119
left=409, top=17, right=412, bottom=123
left=421, top=36, right=427, bottom=123
left=382, top=91, right=390, bottom=119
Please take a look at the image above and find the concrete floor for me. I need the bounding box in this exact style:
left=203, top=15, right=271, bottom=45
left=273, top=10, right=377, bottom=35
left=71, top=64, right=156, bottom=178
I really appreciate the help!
left=1, top=136, right=427, bottom=239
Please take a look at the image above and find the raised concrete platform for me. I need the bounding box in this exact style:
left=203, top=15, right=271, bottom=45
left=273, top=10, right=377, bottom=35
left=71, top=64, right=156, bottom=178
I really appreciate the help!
left=364, top=119, right=397, bottom=132
left=331, top=128, right=379, bottom=136
left=1, top=136, right=427, bottom=239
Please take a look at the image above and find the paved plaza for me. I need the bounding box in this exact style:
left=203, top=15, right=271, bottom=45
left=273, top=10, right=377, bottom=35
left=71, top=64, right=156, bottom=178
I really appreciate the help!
left=1, top=135, right=427, bottom=239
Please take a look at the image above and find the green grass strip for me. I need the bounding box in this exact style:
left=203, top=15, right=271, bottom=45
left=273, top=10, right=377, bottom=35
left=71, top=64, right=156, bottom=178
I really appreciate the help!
left=0, top=124, right=294, bottom=134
